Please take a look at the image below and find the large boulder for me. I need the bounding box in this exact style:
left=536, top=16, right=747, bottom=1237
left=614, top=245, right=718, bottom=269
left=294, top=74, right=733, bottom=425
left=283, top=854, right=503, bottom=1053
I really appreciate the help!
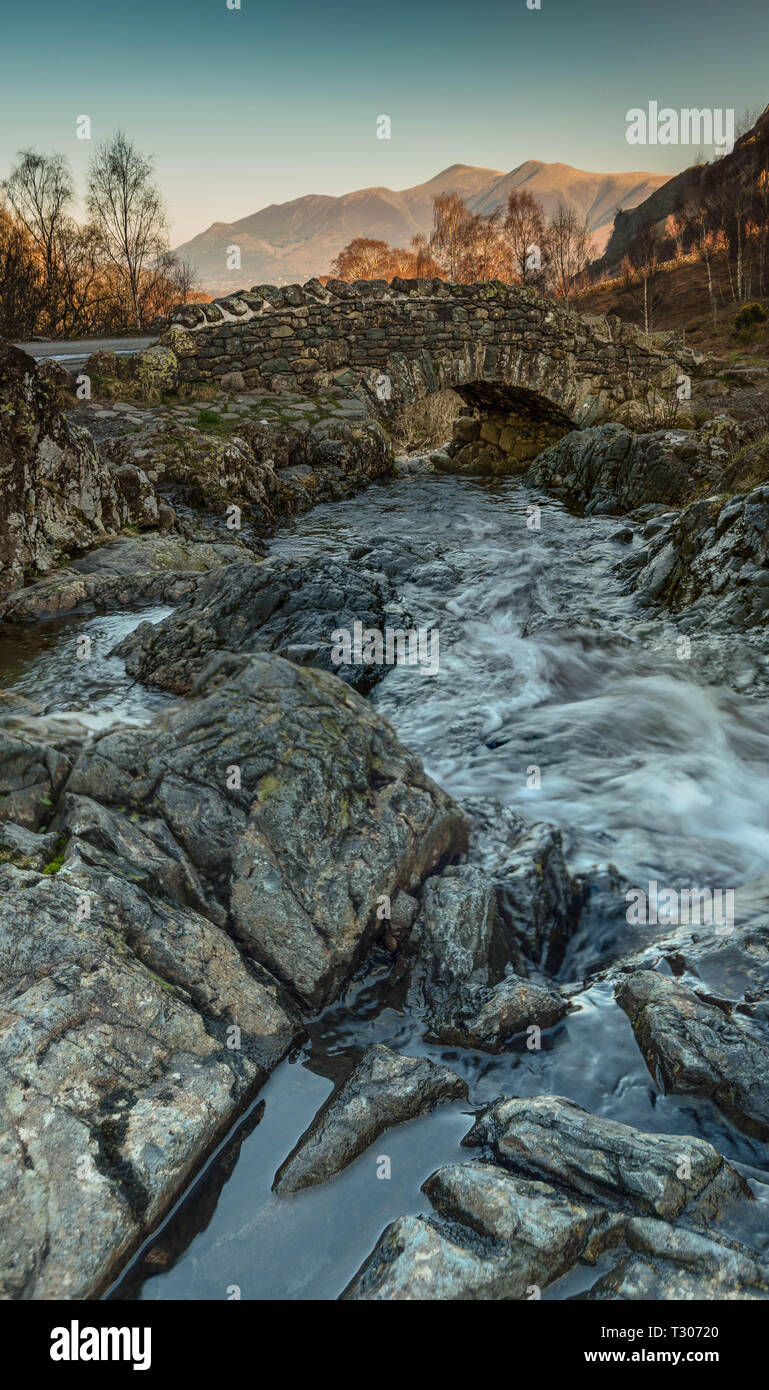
left=0, top=648, right=468, bottom=1296
left=343, top=1164, right=611, bottom=1301
left=345, top=1096, right=760, bottom=1300
left=65, top=650, right=468, bottom=1012
left=621, top=484, right=769, bottom=631
left=112, top=554, right=412, bottom=696
left=0, top=855, right=296, bottom=1299
left=463, top=1094, right=751, bottom=1221
left=101, top=414, right=393, bottom=526
left=527, top=421, right=738, bottom=514
left=0, top=342, right=129, bottom=593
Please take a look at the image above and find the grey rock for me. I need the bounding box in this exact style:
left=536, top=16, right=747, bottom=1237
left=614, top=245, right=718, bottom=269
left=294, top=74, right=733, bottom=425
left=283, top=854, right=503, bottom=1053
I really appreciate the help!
left=0, top=531, right=252, bottom=620
left=496, top=822, right=585, bottom=973
left=414, top=865, right=504, bottom=984
left=65, top=650, right=468, bottom=1012
left=582, top=1218, right=769, bottom=1300
left=0, top=342, right=154, bottom=595
left=429, top=973, right=568, bottom=1052
left=616, top=969, right=769, bottom=1140
left=113, top=554, right=411, bottom=696
left=0, top=715, right=83, bottom=829
left=273, top=1045, right=467, bottom=1194
left=463, top=1094, right=750, bottom=1221
left=342, top=1215, right=518, bottom=1300
left=624, top=483, right=769, bottom=633
left=343, top=1162, right=613, bottom=1300
left=527, top=420, right=735, bottom=514
left=0, top=862, right=288, bottom=1299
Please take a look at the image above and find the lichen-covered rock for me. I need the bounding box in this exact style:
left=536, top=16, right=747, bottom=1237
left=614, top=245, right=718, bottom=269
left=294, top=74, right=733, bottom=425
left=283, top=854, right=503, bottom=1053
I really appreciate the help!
left=413, top=865, right=505, bottom=983
left=0, top=531, right=252, bottom=620
left=616, top=969, right=769, bottom=1140
left=101, top=419, right=279, bottom=519
left=0, top=858, right=295, bottom=1299
left=273, top=1045, right=467, bottom=1194
left=582, top=1218, right=769, bottom=1300
left=65, top=650, right=468, bottom=1011
left=0, top=644, right=468, bottom=1296
left=159, top=326, right=198, bottom=359
left=345, top=1115, right=760, bottom=1300
left=0, top=714, right=84, bottom=829
left=132, top=345, right=180, bottom=400
left=0, top=342, right=133, bottom=593
left=100, top=413, right=392, bottom=524
left=342, top=1215, right=518, bottom=1301
left=343, top=1163, right=612, bottom=1300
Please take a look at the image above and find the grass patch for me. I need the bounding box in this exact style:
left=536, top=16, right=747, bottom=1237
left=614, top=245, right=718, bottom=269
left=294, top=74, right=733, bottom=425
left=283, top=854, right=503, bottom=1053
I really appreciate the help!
left=722, top=431, right=769, bottom=494
left=191, top=408, right=234, bottom=436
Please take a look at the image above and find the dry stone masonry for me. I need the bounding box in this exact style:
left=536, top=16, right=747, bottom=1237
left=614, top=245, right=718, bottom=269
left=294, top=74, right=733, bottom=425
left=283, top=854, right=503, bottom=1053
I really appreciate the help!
left=167, top=278, right=698, bottom=459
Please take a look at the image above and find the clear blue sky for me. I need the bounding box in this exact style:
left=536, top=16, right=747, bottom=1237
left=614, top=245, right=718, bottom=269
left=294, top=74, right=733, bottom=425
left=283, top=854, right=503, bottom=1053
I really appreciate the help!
left=1, top=0, right=767, bottom=243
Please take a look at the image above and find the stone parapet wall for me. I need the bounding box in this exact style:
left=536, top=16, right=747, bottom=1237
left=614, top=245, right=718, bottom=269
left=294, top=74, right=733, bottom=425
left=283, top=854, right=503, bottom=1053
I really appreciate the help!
left=166, top=279, right=700, bottom=429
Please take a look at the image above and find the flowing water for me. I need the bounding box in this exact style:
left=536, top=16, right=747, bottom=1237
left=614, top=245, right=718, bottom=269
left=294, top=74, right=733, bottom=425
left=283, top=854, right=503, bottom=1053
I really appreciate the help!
left=4, top=470, right=769, bottom=1298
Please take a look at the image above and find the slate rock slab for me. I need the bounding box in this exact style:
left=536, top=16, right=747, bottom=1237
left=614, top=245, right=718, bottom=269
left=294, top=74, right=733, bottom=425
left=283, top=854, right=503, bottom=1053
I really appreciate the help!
left=273, top=1044, right=467, bottom=1194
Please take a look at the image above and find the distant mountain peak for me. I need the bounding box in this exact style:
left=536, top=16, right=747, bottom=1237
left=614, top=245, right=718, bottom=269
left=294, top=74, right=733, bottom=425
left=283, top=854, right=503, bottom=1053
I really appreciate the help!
left=175, top=160, right=671, bottom=293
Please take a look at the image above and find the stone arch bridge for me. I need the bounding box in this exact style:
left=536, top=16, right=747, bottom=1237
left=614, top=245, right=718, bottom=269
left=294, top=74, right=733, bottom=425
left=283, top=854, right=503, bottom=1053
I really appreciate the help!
left=167, top=277, right=697, bottom=460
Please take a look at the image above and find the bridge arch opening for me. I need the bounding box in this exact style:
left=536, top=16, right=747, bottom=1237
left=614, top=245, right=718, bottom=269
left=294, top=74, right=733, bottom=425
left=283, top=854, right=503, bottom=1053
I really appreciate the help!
left=449, top=381, right=576, bottom=473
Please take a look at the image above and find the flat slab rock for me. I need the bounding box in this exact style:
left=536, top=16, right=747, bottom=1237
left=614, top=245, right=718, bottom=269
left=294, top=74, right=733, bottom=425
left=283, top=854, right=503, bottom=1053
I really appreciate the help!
left=463, top=1094, right=750, bottom=1222
left=0, top=532, right=250, bottom=621
left=273, top=1044, right=467, bottom=1194
left=616, top=969, right=769, bottom=1141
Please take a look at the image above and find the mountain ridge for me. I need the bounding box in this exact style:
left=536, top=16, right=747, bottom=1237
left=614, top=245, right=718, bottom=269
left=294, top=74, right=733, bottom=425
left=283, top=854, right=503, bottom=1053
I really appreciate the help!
left=174, top=160, right=671, bottom=292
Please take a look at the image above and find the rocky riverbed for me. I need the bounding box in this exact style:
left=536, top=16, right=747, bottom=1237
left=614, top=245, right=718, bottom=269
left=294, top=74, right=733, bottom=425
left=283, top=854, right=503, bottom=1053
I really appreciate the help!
left=2, top=336, right=769, bottom=1301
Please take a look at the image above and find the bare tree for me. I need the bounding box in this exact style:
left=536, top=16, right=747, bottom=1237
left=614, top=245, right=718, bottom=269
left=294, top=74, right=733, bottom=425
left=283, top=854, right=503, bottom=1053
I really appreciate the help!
left=87, top=131, right=169, bottom=329
left=409, top=234, right=444, bottom=278
left=168, top=254, right=199, bottom=303
left=686, top=203, right=719, bottom=330
left=703, top=169, right=737, bottom=301
left=504, top=188, right=546, bottom=285
left=427, top=193, right=474, bottom=281
left=628, top=224, right=663, bottom=333
left=758, top=168, right=769, bottom=298
left=2, top=149, right=74, bottom=333
left=0, top=196, right=45, bottom=337
left=459, top=208, right=511, bottom=281
left=547, top=202, right=591, bottom=308
left=330, top=237, right=391, bottom=280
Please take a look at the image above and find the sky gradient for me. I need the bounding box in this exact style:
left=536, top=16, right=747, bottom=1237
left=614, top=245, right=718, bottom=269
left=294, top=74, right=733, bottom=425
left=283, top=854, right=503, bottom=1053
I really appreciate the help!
left=1, top=0, right=767, bottom=244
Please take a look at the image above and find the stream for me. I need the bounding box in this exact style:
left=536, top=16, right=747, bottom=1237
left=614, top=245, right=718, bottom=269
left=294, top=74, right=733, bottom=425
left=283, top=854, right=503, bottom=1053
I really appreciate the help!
left=4, top=469, right=769, bottom=1299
